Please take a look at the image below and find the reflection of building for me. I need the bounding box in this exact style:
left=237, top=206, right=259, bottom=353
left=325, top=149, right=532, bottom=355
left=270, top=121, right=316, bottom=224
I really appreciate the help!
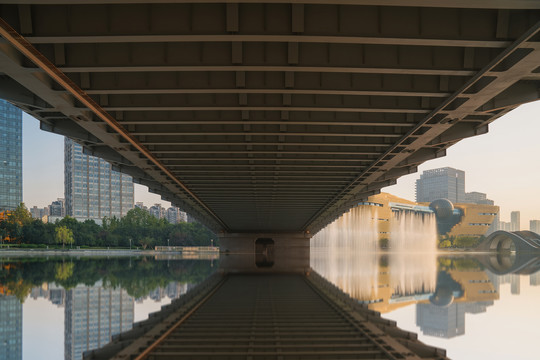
left=0, top=295, right=22, bottom=360
left=417, top=302, right=466, bottom=338
left=64, top=283, right=134, bottom=360
left=0, top=99, right=22, bottom=212
left=30, top=283, right=66, bottom=307
left=511, top=275, right=520, bottom=295
left=65, top=138, right=134, bottom=220
left=416, top=301, right=494, bottom=339
left=415, top=167, right=465, bottom=203
left=416, top=269, right=497, bottom=339
left=530, top=272, right=540, bottom=286
left=135, top=282, right=192, bottom=303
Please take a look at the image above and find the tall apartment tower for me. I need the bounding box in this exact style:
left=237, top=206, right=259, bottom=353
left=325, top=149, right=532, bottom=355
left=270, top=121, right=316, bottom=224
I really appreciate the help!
left=64, top=283, right=134, bottom=360
left=415, top=167, right=465, bottom=203
left=0, top=295, right=22, bottom=360
left=0, top=100, right=22, bottom=211
left=64, top=138, right=134, bottom=220
left=530, top=220, right=540, bottom=234
left=511, top=211, right=521, bottom=231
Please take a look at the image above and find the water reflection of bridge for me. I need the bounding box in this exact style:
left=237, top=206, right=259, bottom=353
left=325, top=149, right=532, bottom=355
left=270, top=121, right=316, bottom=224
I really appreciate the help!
left=87, top=272, right=448, bottom=360
left=476, top=252, right=540, bottom=276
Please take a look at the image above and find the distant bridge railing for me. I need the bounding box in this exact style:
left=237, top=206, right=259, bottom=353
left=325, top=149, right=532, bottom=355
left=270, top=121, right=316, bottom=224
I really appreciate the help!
left=154, top=246, right=220, bottom=253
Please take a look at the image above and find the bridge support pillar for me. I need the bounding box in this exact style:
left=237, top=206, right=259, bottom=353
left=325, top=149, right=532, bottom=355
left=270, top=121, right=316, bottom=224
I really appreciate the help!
left=218, top=232, right=311, bottom=274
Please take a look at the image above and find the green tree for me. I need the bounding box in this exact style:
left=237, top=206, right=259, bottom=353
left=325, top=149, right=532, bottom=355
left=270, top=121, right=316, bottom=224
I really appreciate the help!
left=11, top=203, right=32, bottom=226
left=439, top=240, right=452, bottom=248
left=139, top=236, right=154, bottom=250
left=55, top=226, right=74, bottom=249
left=454, top=236, right=481, bottom=248
left=1, top=203, right=32, bottom=243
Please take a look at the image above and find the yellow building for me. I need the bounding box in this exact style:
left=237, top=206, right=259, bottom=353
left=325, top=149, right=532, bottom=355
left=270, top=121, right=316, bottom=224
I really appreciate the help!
left=358, top=193, right=499, bottom=238
left=446, top=203, right=498, bottom=237
left=357, top=192, right=418, bottom=239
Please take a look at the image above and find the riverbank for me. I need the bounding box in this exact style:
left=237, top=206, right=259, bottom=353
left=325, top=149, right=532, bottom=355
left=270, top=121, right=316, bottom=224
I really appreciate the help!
left=0, top=247, right=219, bottom=257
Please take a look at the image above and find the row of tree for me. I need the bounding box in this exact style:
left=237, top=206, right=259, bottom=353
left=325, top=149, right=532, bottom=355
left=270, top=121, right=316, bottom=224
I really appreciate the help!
left=1, top=257, right=216, bottom=302
left=0, top=203, right=217, bottom=249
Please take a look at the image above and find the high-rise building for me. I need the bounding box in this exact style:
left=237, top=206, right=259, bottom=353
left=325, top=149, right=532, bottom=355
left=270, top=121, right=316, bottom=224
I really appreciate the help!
left=64, top=282, right=134, bottom=360
left=0, top=100, right=22, bottom=212
left=499, top=221, right=512, bottom=231
left=48, top=198, right=65, bottom=217
left=415, top=167, right=465, bottom=203
left=464, top=191, right=494, bottom=205
left=149, top=203, right=166, bottom=219
left=30, top=205, right=49, bottom=220
left=64, top=138, right=134, bottom=220
left=166, top=207, right=188, bottom=224
left=511, top=211, right=520, bottom=231
left=134, top=202, right=147, bottom=211
left=0, top=295, right=22, bottom=360
left=530, top=220, right=540, bottom=234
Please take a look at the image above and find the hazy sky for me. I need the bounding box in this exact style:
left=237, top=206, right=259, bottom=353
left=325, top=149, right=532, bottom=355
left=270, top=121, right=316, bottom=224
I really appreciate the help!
left=383, top=101, right=540, bottom=229
left=22, top=100, right=540, bottom=228
left=22, top=113, right=171, bottom=209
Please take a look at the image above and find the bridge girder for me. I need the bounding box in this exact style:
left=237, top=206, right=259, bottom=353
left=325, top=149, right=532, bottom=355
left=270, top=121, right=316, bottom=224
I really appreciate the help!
left=1, top=2, right=540, bottom=233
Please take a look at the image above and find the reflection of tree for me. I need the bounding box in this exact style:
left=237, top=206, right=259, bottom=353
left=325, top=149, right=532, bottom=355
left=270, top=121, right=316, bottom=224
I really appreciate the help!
left=437, top=256, right=483, bottom=271
left=55, top=262, right=75, bottom=281
left=3, top=280, right=33, bottom=303
left=0, top=257, right=216, bottom=302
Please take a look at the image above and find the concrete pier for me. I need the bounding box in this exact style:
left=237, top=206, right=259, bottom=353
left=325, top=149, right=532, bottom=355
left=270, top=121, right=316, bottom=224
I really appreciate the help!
left=218, top=232, right=311, bottom=273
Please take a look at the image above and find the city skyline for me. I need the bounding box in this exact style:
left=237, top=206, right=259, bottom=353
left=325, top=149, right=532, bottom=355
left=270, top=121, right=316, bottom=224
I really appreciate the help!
left=21, top=101, right=540, bottom=229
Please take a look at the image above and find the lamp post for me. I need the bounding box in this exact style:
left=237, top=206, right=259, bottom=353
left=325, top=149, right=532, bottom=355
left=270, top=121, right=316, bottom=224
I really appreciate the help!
left=167, top=238, right=170, bottom=251
left=129, top=238, right=132, bottom=250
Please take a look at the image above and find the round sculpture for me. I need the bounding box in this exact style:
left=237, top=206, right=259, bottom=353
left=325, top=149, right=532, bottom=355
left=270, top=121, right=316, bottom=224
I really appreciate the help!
left=429, top=198, right=454, bottom=220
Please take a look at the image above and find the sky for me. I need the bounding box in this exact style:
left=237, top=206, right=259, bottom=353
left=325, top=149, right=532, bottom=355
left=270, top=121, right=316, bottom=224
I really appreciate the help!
left=22, top=113, right=172, bottom=209
left=21, top=100, right=540, bottom=228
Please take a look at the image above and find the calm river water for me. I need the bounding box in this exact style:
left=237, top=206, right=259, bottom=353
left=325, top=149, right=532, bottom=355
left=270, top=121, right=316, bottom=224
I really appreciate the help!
left=0, top=251, right=537, bottom=360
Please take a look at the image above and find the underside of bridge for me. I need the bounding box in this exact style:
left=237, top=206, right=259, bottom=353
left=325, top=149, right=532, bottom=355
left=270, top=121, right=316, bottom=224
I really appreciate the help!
left=1, top=1, right=540, bottom=235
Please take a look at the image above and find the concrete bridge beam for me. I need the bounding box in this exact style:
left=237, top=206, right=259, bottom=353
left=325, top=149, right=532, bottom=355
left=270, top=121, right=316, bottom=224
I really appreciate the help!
left=219, top=232, right=311, bottom=273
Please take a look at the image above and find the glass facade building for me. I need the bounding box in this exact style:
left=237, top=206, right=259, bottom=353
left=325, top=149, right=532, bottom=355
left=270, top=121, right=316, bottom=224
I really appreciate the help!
left=0, top=100, right=22, bottom=211
left=64, top=282, right=134, bottom=360
left=64, top=138, right=133, bottom=220
left=415, top=167, right=465, bottom=204
left=0, top=295, right=22, bottom=360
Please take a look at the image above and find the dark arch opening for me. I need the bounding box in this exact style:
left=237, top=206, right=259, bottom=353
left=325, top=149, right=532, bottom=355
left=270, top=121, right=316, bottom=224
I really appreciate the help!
left=255, top=238, right=274, bottom=268
left=489, top=235, right=515, bottom=252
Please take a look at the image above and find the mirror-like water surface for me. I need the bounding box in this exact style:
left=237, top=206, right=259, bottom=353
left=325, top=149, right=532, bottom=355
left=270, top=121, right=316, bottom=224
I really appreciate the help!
left=0, top=255, right=217, bottom=360
left=1, top=250, right=539, bottom=360
left=311, top=250, right=540, bottom=360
